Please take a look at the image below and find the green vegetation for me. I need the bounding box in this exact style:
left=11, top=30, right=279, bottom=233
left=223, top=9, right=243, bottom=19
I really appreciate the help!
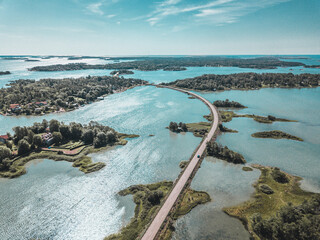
left=206, top=141, right=246, bottom=164
left=251, top=130, right=303, bottom=141
left=0, top=120, right=138, bottom=178
left=168, top=121, right=211, bottom=137
left=219, top=124, right=238, bottom=133
left=29, top=56, right=306, bottom=72
left=0, top=71, right=11, bottom=75
left=105, top=181, right=173, bottom=240
left=0, top=75, right=147, bottom=116
left=224, top=165, right=320, bottom=240
left=213, top=99, right=246, bottom=108
left=110, top=70, right=134, bottom=75
left=163, top=73, right=320, bottom=91
left=242, top=166, right=253, bottom=171
left=179, top=160, right=188, bottom=169
left=219, top=110, right=296, bottom=124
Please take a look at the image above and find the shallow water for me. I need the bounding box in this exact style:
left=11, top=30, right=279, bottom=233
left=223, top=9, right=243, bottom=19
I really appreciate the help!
left=0, top=56, right=319, bottom=240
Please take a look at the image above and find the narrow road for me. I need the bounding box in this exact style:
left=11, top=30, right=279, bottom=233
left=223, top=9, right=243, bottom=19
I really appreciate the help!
left=141, top=86, right=219, bottom=240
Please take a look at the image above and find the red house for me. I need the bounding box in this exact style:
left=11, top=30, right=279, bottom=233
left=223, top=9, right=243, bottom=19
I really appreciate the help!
left=0, top=135, right=9, bottom=143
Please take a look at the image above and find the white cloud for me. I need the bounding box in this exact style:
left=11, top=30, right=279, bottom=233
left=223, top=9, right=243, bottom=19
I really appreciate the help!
left=146, top=0, right=290, bottom=27
left=107, top=14, right=116, bottom=18
left=87, top=2, right=104, bottom=15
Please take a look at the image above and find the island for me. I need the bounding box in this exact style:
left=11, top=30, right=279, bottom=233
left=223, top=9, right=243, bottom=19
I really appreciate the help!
left=105, top=181, right=210, bottom=240
left=206, top=141, right=246, bottom=164
left=0, top=71, right=11, bottom=75
left=251, top=130, right=303, bottom=141
left=28, top=56, right=307, bottom=72
left=0, top=75, right=147, bottom=116
left=25, top=59, right=40, bottom=62
left=0, top=119, right=138, bottom=178
left=110, top=70, right=134, bottom=75
left=168, top=121, right=211, bottom=137
left=162, top=73, right=320, bottom=91
left=213, top=99, right=246, bottom=108
left=224, top=165, right=320, bottom=240
left=217, top=110, right=296, bottom=124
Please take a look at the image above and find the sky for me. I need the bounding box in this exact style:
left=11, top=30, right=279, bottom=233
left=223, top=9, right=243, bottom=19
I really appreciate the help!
left=0, top=0, right=319, bottom=55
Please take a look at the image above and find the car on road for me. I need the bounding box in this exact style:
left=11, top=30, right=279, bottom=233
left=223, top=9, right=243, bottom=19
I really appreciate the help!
left=197, top=155, right=200, bottom=158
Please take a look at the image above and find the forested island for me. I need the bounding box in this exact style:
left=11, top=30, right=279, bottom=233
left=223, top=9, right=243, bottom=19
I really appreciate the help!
left=206, top=141, right=246, bottom=164
left=168, top=121, right=212, bottom=137
left=28, top=56, right=307, bottom=72
left=224, top=165, right=320, bottom=240
left=0, top=120, right=138, bottom=178
left=0, top=71, right=11, bottom=75
left=252, top=130, right=303, bottom=141
left=0, top=75, right=147, bottom=116
left=110, top=70, right=134, bottom=75
left=213, top=99, right=246, bottom=108
left=162, top=73, right=320, bottom=91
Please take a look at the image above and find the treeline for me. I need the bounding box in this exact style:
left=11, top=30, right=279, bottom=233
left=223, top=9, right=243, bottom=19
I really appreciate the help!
left=213, top=99, right=246, bottom=108
left=0, top=120, right=119, bottom=171
left=252, top=195, right=320, bottom=240
left=29, top=56, right=305, bottom=72
left=206, top=141, right=246, bottom=164
left=0, top=75, right=146, bottom=115
left=163, top=73, right=320, bottom=91
left=0, top=71, right=10, bottom=75
left=168, top=122, right=188, bottom=133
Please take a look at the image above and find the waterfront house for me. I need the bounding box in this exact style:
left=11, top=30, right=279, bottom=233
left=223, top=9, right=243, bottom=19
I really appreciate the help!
left=35, top=101, right=47, bottom=106
left=41, top=132, right=54, bottom=146
left=0, top=135, right=8, bottom=143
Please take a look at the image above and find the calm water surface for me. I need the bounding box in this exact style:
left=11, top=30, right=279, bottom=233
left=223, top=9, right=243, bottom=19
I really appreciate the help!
left=0, top=56, right=319, bottom=240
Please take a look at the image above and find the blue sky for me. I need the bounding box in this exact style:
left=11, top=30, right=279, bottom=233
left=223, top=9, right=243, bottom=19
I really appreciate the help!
left=0, top=0, right=319, bottom=55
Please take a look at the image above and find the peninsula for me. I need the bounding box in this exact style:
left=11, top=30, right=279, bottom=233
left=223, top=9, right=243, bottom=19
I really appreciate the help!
left=0, top=75, right=147, bottom=116
left=213, top=99, right=246, bottom=108
left=29, top=56, right=307, bottom=72
left=224, top=165, right=320, bottom=240
left=0, top=120, right=138, bottom=178
left=162, top=73, right=320, bottom=91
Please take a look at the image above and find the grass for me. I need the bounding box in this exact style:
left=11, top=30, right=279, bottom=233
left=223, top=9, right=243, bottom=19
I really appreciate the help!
left=242, top=166, right=253, bottom=171
left=186, top=122, right=211, bottom=137
left=104, top=181, right=173, bottom=240
left=223, top=165, right=318, bottom=239
left=251, top=130, right=303, bottom=141
left=219, top=110, right=297, bottom=124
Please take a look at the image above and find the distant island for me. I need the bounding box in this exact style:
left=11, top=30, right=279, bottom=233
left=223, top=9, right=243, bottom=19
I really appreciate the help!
left=213, top=99, right=246, bottom=108
left=25, top=59, right=40, bottom=62
left=0, top=71, right=11, bottom=75
left=0, top=75, right=147, bottom=116
left=162, top=73, right=320, bottom=91
left=28, top=56, right=307, bottom=72
left=110, top=70, right=134, bottom=75
left=251, top=130, right=303, bottom=141
left=0, top=120, right=138, bottom=178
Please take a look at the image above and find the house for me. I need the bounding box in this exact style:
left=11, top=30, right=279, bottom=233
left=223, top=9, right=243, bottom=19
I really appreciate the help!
left=9, top=104, right=20, bottom=110
left=41, top=133, right=54, bottom=146
left=0, top=135, right=8, bottom=143
left=35, top=101, right=48, bottom=106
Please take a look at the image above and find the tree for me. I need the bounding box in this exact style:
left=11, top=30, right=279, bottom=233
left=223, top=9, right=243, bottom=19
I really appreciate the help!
left=70, top=123, right=82, bottom=140
left=49, top=119, right=60, bottom=132
left=18, top=139, right=31, bottom=155
left=82, top=129, right=94, bottom=144
left=33, top=135, right=43, bottom=149
left=52, top=132, right=63, bottom=145
left=106, top=131, right=116, bottom=143
left=169, top=122, right=178, bottom=132
left=60, top=124, right=71, bottom=139
left=93, top=132, right=107, bottom=148
left=0, top=146, right=11, bottom=162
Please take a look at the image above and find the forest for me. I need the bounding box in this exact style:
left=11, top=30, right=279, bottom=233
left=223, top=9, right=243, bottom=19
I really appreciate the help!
left=213, top=99, right=246, bottom=108
left=163, top=73, right=320, bottom=91
left=206, top=141, right=246, bottom=164
left=252, top=195, right=320, bottom=240
left=29, top=56, right=306, bottom=72
left=0, top=75, right=147, bottom=116
left=0, top=120, right=120, bottom=172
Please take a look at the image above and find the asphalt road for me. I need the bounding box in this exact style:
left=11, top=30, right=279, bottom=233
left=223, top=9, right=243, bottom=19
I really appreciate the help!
left=141, top=86, right=219, bottom=240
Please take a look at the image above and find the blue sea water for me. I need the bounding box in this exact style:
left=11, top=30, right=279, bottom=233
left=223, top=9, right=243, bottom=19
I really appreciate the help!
left=0, top=56, right=319, bottom=240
